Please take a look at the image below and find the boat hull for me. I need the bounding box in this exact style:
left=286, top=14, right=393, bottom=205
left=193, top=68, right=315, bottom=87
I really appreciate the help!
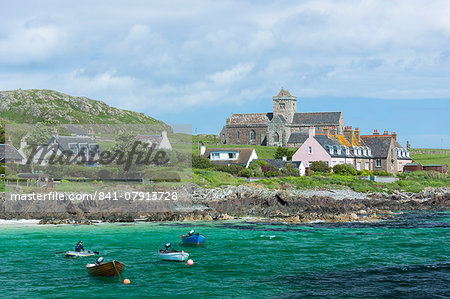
left=181, top=233, right=207, bottom=245
left=65, top=251, right=95, bottom=257
left=158, top=250, right=189, bottom=262
left=86, top=260, right=125, bottom=277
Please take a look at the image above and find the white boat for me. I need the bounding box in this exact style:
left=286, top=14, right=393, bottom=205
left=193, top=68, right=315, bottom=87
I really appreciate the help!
left=65, top=250, right=96, bottom=257
left=158, top=250, right=189, bottom=262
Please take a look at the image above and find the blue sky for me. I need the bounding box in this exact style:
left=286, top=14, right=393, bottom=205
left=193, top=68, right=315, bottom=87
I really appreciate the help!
left=1, top=1, right=449, bottom=148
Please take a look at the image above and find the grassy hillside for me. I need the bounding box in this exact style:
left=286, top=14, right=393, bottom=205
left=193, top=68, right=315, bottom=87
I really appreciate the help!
left=410, top=148, right=450, bottom=166
left=0, top=89, right=166, bottom=125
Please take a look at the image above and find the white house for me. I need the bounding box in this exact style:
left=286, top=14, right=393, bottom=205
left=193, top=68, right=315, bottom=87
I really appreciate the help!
left=135, top=131, right=172, bottom=150
left=202, top=147, right=258, bottom=168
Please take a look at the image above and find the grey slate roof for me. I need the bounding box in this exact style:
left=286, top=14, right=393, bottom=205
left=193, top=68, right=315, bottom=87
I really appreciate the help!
left=251, top=159, right=287, bottom=169
left=293, top=112, right=342, bottom=125
left=287, top=132, right=308, bottom=144
left=360, top=136, right=392, bottom=158
left=63, top=125, right=88, bottom=136
left=48, top=136, right=101, bottom=154
left=229, top=113, right=273, bottom=124
left=0, top=144, right=24, bottom=162
left=136, top=135, right=163, bottom=145
left=313, top=135, right=351, bottom=158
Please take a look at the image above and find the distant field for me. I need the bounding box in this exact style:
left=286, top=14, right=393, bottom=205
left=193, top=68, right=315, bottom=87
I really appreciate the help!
left=410, top=148, right=450, bottom=166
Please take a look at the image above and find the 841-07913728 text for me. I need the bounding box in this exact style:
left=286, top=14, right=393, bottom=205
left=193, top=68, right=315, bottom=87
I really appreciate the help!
left=96, top=191, right=178, bottom=201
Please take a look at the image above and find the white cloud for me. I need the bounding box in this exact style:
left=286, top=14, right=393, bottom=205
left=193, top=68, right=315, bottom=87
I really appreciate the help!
left=209, top=63, right=255, bottom=85
left=0, top=24, right=64, bottom=64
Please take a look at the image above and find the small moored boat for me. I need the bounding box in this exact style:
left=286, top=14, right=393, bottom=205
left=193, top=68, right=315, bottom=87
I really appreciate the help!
left=86, top=260, right=125, bottom=277
left=181, top=230, right=206, bottom=245
left=181, top=233, right=207, bottom=245
left=65, top=251, right=96, bottom=257
left=158, top=250, right=189, bottom=262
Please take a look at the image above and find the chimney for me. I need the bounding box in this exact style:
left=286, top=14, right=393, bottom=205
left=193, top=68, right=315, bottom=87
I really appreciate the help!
left=89, top=127, right=95, bottom=139
left=331, top=126, right=337, bottom=137
left=52, top=127, right=58, bottom=138
left=6, top=136, right=13, bottom=146
left=344, top=126, right=353, bottom=144
left=392, top=132, right=397, bottom=141
left=373, top=129, right=380, bottom=135
left=308, top=126, right=316, bottom=138
left=200, top=145, right=206, bottom=155
left=383, top=130, right=388, bottom=135
left=354, top=128, right=360, bottom=141
left=323, top=126, right=329, bottom=136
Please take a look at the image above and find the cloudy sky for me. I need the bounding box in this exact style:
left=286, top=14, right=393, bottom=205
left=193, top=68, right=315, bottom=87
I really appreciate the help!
left=1, top=0, right=449, bottom=148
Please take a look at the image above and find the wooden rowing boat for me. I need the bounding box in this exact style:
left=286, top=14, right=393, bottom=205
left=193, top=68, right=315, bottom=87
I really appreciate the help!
left=86, top=260, right=125, bottom=277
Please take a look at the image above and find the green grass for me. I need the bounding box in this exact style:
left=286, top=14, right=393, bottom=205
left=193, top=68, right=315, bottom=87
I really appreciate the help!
left=410, top=153, right=450, bottom=166
left=193, top=169, right=246, bottom=187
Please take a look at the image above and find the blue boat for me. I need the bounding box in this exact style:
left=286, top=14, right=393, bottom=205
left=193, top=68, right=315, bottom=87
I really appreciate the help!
left=181, top=232, right=207, bottom=245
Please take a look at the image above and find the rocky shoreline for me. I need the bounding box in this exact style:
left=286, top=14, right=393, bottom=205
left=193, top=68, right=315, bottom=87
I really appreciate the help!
left=1, top=185, right=449, bottom=224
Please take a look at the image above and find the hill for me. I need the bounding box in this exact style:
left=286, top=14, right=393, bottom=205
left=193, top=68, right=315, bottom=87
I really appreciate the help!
left=0, top=89, right=165, bottom=125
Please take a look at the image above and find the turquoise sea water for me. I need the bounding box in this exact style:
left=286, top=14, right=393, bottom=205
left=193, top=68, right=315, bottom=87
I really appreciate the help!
left=0, top=212, right=449, bottom=298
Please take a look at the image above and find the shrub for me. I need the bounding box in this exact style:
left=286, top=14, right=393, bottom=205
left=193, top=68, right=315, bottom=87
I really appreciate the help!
left=333, top=163, right=357, bottom=175
left=249, top=160, right=269, bottom=169
left=192, top=155, right=212, bottom=169
left=359, top=169, right=373, bottom=176
left=238, top=168, right=253, bottom=178
left=310, top=161, right=330, bottom=173
left=281, top=163, right=300, bottom=177
left=213, top=164, right=244, bottom=176
left=373, top=170, right=392, bottom=176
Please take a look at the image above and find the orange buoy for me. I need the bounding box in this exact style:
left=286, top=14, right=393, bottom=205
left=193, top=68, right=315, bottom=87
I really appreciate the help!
left=187, top=259, right=194, bottom=265
left=123, top=279, right=131, bottom=284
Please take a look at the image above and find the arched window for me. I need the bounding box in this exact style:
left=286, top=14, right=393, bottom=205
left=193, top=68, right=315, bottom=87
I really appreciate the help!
left=274, top=132, right=279, bottom=142
left=250, top=130, right=256, bottom=141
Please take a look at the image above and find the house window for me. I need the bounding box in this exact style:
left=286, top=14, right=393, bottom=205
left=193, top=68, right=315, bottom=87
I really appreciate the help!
left=340, top=161, right=344, bottom=164
left=250, top=130, right=256, bottom=141
left=228, top=153, right=236, bottom=159
left=399, top=162, right=403, bottom=171
left=211, top=153, right=220, bottom=160
left=357, top=162, right=361, bottom=170
left=376, top=159, right=382, bottom=167
left=365, top=162, right=369, bottom=170
left=237, top=131, right=240, bottom=140
left=332, top=161, right=337, bottom=166
left=308, top=146, right=312, bottom=154
left=330, top=147, right=334, bottom=154
left=279, top=103, right=285, bottom=109
left=274, top=132, right=280, bottom=143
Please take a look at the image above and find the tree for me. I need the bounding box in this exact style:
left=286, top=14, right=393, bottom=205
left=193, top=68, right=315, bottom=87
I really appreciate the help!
left=310, top=161, right=330, bottom=173
left=274, top=147, right=296, bottom=160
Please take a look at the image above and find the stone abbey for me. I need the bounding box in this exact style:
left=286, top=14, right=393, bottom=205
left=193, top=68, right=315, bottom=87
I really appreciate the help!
left=220, top=89, right=345, bottom=147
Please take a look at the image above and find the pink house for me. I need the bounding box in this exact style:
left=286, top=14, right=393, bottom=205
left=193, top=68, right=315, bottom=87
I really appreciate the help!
left=292, top=126, right=367, bottom=168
